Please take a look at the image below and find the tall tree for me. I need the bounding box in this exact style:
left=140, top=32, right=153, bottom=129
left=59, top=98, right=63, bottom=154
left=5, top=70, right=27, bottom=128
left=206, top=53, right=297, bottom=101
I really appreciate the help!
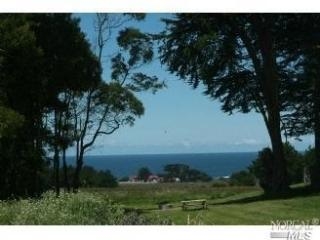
left=277, top=15, right=320, bottom=190
left=159, top=14, right=309, bottom=194
left=71, top=14, right=165, bottom=191
left=0, top=14, right=47, bottom=198
left=29, top=14, right=103, bottom=196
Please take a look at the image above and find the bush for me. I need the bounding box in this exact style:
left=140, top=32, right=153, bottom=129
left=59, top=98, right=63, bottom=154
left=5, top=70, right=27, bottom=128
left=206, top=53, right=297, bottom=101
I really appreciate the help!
left=304, top=146, right=315, bottom=168
left=187, top=169, right=212, bottom=182
left=0, top=191, right=171, bottom=225
left=137, top=167, right=152, bottom=182
left=80, top=166, right=118, bottom=188
left=249, top=143, right=305, bottom=192
left=96, top=170, right=118, bottom=188
left=0, top=191, right=123, bottom=224
left=284, top=142, right=304, bottom=184
left=211, top=180, right=229, bottom=188
left=230, top=170, right=256, bottom=186
left=163, top=164, right=212, bottom=182
left=119, top=176, right=129, bottom=182
left=249, top=148, right=274, bottom=192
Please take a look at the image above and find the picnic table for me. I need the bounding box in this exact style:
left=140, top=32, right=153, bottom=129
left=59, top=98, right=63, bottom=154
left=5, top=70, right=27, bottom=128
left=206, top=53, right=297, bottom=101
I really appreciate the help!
left=181, top=199, right=207, bottom=210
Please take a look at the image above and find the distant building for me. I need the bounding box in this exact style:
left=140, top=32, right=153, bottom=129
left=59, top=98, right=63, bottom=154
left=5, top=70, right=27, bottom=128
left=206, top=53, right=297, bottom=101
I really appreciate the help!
left=129, top=175, right=163, bottom=183
left=129, top=176, right=139, bottom=182
left=147, top=175, right=163, bottom=183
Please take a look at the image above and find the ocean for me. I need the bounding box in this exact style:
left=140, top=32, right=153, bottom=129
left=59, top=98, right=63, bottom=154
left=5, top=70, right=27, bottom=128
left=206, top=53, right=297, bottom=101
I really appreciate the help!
left=66, top=152, right=258, bottom=178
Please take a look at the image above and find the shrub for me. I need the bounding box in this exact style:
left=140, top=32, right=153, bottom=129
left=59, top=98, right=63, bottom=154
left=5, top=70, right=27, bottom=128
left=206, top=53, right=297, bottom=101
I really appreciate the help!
left=80, top=166, right=118, bottom=188
left=211, top=180, right=229, bottom=188
left=163, top=164, right=212, bottom=182
left=249, top=143, right=305, bottom=192
left=0, top=191, right=170, bottom=225
left=284, top=142, right=304, bottom=184
left=230, top=170, right=256, bottom=186
left=249, top=147, right=275, bottom=192
left=119, top=176, right=129, bottom=182
left=304, top=146, right=315, bottom=168
left=137, top=167, right=152, bottom=181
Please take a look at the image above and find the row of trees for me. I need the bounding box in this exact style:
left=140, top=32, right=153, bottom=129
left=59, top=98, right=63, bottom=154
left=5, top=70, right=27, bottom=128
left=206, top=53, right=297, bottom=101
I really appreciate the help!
left=43, top=165, right=118, bottom=189
left=230, top=143, right=307, bottom=187
left=134, top=164, right=212, bottom=182
left=0, top=14, right=164, bottom=198
left=156, top=14, right=320, bottom=193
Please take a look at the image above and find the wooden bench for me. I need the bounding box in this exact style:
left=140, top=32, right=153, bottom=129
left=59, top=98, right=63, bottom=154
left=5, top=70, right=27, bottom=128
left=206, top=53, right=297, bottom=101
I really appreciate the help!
left=181, top=199, right=207, bottom=210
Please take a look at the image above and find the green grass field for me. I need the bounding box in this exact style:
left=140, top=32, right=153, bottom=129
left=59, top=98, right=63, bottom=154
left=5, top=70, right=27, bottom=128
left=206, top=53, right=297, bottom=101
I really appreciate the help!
left=95, top=183, right=320, bottom=225
left=0, top=183, right=319, bottom=225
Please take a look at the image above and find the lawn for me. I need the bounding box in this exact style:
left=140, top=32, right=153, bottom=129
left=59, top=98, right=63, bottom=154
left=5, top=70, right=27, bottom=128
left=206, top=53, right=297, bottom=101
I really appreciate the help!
left=94, top=182, right=258, bottom=209
left=91, top=183, right=320, bottom=225
left=0, top=183, right=319, bottom=225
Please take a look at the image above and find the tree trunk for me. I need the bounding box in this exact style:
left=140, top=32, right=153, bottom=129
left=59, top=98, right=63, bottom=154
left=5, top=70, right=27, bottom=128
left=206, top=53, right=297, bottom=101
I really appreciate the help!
left=62, top=148, right=70, bottom=193
left=53, top=110, right=60, bottom=196
left=311, top=77, right=320, bottom=190
left=256, top=16, right=289, bottom=194
left=73, top=149, right=84, bottom=192
left=53, top=147, right=60, bottom=196
left=267, top=114, right=289, bottom=193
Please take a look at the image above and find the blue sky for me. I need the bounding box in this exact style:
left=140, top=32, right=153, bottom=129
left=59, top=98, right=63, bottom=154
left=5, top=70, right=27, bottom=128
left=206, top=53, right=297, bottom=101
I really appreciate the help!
left=73, top=13, right=314, bottom=155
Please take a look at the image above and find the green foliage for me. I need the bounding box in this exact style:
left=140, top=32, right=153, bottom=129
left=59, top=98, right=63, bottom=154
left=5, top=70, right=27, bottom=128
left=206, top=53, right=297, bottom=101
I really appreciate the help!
left=0, top=189, right=171, bottom=225
left=211, top=180, right=229, bottom=188
left=0, top=14, right=105, bottom=197
left=80, top=166, right=118, bottom=188
left=163, top=164, right=190, bottom=181
left=163, top=164, right=212, bottom=182
left=119, top=176, right=129, bottom=182
left=99, top=82, right=144, bottom=119
left=283, top=142, right=304, bottom=184
left=0, top=13, right=166, bottom=198
left=111, top=27, right=166, bottom=94
left=0, top=106, right=24, bottom=137
left=123, top=13, right=146, bottom=21
left=159, top=14, right=320, bottom=193
left=249, top=143, right=305, bottom=192
left=0, top=191, right=169, bottom=224
left=46, top=165, right=118, bottom=189
left=0, top=192, right=122, bottom=224
left=303, top=146, right=320, bottom=186
left=186, top=169, right=212, bottom=182
left=0, top=14, right=48, bottom=199
left=159, top=14, right=261, bottom=113
left=30, top=13, right=101, bottom=95
left=230, top=170, right=256, bottom=186
left=304, top=146, right=315, bottom=168
left=159, top=14, right=311, bottom=117
left=117, top=28, right=154, bottom=65
left=249, top=148, right=275, bottom=192
left=137, top=167, right=152, bottom=181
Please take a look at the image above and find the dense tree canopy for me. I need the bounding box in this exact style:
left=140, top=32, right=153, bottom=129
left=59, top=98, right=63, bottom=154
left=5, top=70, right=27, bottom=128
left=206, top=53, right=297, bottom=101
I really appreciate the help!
left=0, top=14, right=46, bottom=198
left=159, top=14, right=320, bottom=193
left=0, top=13, right=164, bottom=198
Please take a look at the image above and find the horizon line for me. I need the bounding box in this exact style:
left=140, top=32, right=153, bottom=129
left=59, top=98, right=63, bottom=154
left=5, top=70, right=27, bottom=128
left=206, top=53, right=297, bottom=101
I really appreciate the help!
left=65, top=151, right=259, bottom=158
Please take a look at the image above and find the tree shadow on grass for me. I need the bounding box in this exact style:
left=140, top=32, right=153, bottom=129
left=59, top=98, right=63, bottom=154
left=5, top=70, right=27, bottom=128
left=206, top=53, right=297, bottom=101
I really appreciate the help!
left=209, top=185, right=320, bottom=206
left=124, top=186, right=320, bottom=213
